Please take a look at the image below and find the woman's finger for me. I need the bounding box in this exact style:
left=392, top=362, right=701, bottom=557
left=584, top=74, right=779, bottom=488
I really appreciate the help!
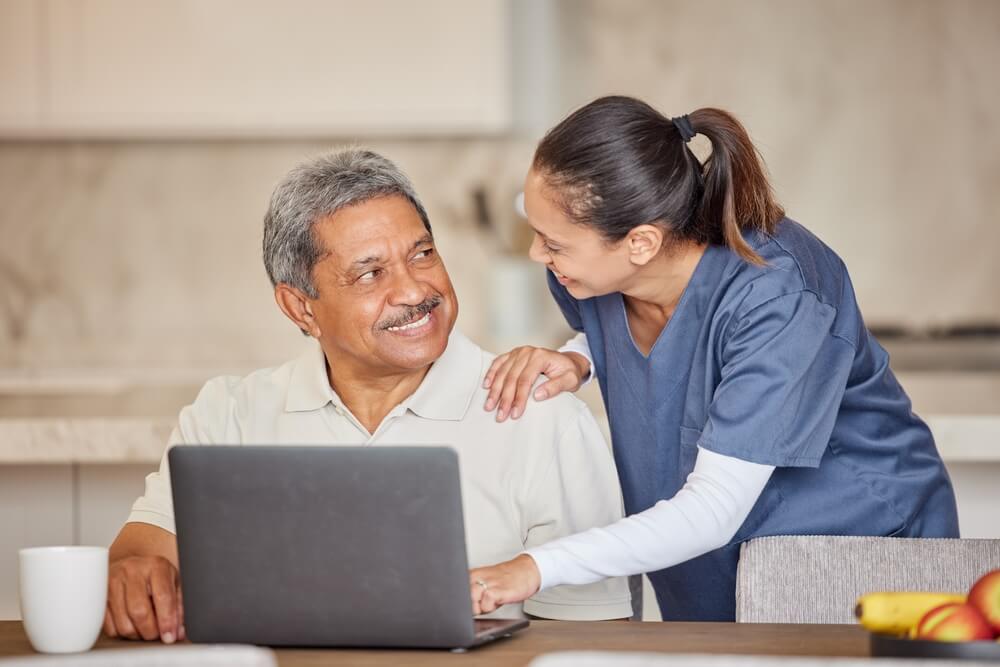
left=509, top=354, right=551, bottom=419
left=482, top=352, right=510, bottom=390
left=485, top=347, right=541, bottom=411
left=479, top=589, right=499, bottom=614
left=484, top=354, right=518, bottom=411
left=470, top=574, right=500, bottom=614
left=469, top=574, right=488, bottom=615
left=532, top=372, right=579, bottom=402
left=496, top=353, right=534, bottom=421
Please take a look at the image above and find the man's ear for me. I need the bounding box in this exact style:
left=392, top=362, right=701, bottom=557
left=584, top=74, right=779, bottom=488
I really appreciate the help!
left=274, top=284, right=320, bottom=337
left=625, top=224, right=665, bottom=266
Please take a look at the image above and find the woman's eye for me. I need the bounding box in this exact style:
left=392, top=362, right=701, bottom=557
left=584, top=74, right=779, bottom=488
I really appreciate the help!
left=544, top=243, right=560, bottom=254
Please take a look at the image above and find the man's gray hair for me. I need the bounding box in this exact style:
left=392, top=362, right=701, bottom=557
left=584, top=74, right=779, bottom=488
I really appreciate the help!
left=263, top=149, right=431, bottom=298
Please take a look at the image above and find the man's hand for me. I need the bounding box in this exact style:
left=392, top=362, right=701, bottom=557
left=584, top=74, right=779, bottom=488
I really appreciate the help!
left=483, top=347, right=590, bottom=422
left=469, top=554, right=542, bottom=615
left=104, top=555, right=184, bottom=643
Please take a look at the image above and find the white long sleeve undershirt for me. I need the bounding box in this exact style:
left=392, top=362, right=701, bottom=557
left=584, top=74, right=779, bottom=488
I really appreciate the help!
left=557, top=332, right=596, bottom=387
left=531, top=334, right=776, bottom=590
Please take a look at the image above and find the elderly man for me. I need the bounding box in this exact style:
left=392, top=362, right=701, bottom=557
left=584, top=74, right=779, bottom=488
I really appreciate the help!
left=103, top=150, right=631, bottom=643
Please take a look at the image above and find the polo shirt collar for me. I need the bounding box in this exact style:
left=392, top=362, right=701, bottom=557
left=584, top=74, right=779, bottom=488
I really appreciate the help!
left=284, top=330, right=481, bottom=421
left=402, top=330, right=480, bottom=421
left=285, top=342, right=341, bottom=413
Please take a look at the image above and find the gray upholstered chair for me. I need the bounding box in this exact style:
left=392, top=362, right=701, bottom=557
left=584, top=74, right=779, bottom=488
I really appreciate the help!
left=735, top=535, right=1000, bottom=623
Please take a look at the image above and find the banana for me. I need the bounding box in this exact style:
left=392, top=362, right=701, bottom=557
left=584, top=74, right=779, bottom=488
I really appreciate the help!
left=855, top=592, right=965, bottom=635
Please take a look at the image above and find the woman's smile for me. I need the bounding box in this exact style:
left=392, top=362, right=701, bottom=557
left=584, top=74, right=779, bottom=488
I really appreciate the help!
left=550, top=267, right=575, bottom=286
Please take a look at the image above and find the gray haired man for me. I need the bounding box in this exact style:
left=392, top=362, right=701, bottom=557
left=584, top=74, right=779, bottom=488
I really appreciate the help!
left=104, top=150, right=631, bottom=643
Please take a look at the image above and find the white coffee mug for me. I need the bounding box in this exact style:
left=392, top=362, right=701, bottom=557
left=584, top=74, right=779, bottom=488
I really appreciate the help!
left=19, top=546, right=108, bottom=654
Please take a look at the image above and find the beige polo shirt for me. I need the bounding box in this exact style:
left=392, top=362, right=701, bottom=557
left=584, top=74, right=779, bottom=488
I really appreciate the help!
left=128, top=330, right=631, bottom=620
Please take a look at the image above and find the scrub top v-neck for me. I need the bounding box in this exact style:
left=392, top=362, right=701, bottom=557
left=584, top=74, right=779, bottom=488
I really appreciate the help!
left=546, top=218, right=958, bottom=621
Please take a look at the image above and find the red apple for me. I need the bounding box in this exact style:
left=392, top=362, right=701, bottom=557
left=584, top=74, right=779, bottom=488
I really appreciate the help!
left=968, top=568, right=1000, bottom=634
left=914, top=602, right=994, bottom=642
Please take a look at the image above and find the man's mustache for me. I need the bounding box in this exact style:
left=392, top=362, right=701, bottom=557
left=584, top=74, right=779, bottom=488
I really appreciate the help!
left=377, top=295, right=443, bottom=330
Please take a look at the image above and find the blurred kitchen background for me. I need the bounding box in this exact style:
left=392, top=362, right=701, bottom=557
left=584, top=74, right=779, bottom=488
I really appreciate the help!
left=1, top=0, right=998, bottom=620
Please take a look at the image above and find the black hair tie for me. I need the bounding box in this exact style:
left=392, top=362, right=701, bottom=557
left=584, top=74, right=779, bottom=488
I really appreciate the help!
left=671, top=114, right=704, bottom=217
left=671, top=115, right=696, bottom=143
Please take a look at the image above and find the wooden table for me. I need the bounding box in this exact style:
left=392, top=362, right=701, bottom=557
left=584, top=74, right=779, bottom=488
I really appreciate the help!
left=0, top=620, right=870, bottom=666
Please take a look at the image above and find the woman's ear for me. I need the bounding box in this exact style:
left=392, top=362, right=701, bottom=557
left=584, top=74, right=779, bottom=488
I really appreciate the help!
left=274, top=284, right=321, bottom=337
left=625, top=224, right=666, bottom=266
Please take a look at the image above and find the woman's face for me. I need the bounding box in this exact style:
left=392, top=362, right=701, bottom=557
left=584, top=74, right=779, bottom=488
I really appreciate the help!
left=522, top=167, right=637, bottom=299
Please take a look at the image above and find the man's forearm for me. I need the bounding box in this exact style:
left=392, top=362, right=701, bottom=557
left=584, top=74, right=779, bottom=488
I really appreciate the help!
left=109, top=521, right=179, bottom=566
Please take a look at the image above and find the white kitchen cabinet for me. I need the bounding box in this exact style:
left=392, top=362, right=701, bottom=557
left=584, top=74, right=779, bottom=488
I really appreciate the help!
left=0, top=463, right=155, bottom=620
left=2, top=0, right=511, bottom=137
left=0, top=465, right=74, bottom=620
left=0, top=0, right=42, bottom=130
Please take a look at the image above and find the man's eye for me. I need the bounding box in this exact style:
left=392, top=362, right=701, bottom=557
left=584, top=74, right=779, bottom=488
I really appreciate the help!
left=359, top=269, right=382, bottom=282
left=414, top=248, right=435, bottom=260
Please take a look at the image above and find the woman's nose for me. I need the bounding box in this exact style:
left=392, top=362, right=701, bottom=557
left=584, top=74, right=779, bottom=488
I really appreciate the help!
left=527, top=234, right=548, bottom=264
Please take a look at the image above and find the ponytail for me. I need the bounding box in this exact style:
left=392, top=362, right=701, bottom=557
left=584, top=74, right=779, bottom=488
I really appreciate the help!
left=688, top=108, right=783, bottom=265
left=532, top=96, right=784, bottom=265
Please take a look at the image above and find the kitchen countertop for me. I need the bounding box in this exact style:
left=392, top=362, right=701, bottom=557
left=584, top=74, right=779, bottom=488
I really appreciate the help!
left=0, top=368, right=194, bottom=463
left=0, top=369, right=997, bottom=464
left=0, top=417, right=175, bottom=463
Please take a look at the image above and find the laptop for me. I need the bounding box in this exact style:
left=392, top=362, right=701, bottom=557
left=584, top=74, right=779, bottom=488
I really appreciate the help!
left=169, top=445, right=528, bottom=649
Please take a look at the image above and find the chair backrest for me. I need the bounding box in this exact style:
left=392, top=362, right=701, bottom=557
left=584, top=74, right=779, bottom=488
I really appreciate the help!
left=735, top=535, right=1000, bottom=623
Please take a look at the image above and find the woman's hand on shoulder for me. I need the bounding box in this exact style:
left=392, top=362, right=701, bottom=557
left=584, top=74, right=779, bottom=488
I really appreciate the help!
left=483, top=346, right=590, bottom=421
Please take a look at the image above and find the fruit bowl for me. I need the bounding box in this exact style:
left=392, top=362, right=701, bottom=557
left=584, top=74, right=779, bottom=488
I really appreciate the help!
left=858, top=568, right=1000, bottom=658
left=870, top=632, right=1000, bottom=661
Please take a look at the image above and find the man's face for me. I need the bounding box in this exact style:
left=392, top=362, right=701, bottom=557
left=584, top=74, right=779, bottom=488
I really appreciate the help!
left=307, top=195, right=458, bottom=376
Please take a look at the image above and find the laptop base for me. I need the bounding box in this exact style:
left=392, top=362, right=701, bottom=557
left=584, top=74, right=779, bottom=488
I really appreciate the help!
left=450, top=618, right=529, bottom=651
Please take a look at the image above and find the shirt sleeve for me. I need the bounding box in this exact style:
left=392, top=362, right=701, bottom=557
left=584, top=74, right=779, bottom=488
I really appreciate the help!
left=126, top=376, right=239, bottom=533
left=557, top=332, right=595, bottom=387
left=520, top=400, right=633, bottom=620
left=700, top=290, right=855, bottom=467
left=526, top=447, right=774, bottom=589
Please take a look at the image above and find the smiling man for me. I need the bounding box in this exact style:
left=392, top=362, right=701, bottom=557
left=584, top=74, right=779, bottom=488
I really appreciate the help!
left=102, top=150, right=632, bottom=643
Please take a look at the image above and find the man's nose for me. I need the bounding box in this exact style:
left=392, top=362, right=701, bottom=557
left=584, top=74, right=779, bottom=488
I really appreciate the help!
left=387, top=267, right=429, bottom=305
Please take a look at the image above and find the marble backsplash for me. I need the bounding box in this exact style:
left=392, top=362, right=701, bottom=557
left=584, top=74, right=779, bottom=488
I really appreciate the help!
left=1, top=0, right=998, bottom=372
left=0, top=139, right=564, bottom=370
left=561, top=0, right=1000, bottom=330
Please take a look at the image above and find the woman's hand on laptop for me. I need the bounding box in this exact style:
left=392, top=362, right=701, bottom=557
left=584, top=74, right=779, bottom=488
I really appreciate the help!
left=469, top=554, right=541, bottom=614
left=104, top=555, right=185, bottom=644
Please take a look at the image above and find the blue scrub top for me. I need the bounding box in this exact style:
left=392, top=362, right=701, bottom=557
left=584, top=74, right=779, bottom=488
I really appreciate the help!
left=547, top=218, right=959, bottom=621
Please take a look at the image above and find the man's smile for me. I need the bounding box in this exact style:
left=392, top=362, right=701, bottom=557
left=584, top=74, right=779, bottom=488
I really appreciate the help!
left=386, top=309, right=432, bottom=332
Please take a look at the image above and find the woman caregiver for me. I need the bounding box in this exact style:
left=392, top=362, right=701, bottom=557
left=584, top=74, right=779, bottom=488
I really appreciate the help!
left=469, top=96, right=959, bottom=621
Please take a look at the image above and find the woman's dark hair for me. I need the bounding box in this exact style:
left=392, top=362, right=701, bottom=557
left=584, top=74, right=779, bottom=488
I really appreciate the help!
left=532, top=96, right=784, bottom=265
